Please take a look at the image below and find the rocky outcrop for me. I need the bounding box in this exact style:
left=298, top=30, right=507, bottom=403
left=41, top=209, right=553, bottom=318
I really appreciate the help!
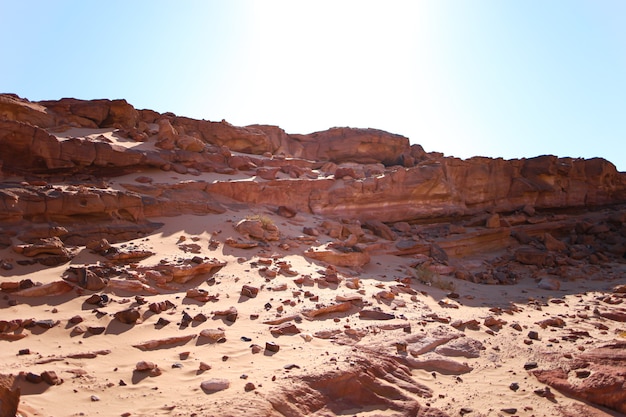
left=0, top=374, right=19, bottom=417
left=0, top=184, right=144, bottom=223
left=268, top=353, right=446, bottom=417
left=534, top=341, right=626, bottom=414
left=2, top=94, right=625, bottom=225
left=290, top=127, right=411, bottom=165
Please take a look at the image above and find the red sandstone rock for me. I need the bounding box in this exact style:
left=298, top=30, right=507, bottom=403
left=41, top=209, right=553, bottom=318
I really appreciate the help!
left=304, top=248, right=370, bottom=268
left=133, top=334, right=197, bottom=350
left=14, top=281, right=74, bottom=297
left=0, top=374, right=19, bottom=417
left=534, top=341, right=626, bottom=414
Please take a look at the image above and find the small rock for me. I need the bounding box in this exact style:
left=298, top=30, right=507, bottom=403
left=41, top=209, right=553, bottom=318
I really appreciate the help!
left=136, top=361, right=158, bottom=371
left=528, top=330, right=540, bottom=340
left=70, top=326, right=86, bottom=335
left=575, top=369, right=591, bottom=378
left=85, top=294, right=108, bottom=305
left=114, top=309, right=141, bottom=324
left=35, top=319, right=59, bottom=329
left=41, top=370, right=61, bottom=385
left=500, top=408, right=517, bottom=414
left=509, top=382, right=519, bottom=391
left=156, top=317, right=170, bottom=326
left=201, top=378, right=230, bottom=393
left=359, top=310, right=395, bottom=320
left=193, top=313, right=207, bottom=322
left=524, top=361, right=538, bottom=370
left=240, top=285, right=259, bottom=298
left=244, top=382, right=256, bottom=391
left=91, top=395, right=100, bottom=402
left=87, top=326, right=105, bottom=335
left=534, top=386, right=555, bottom=400
left=199, top=362, right=211, bottom=371
left=200, top=328, right=225, bottom=342
left=25, top=372, right=42, bottom=383
left=265, top=342, right=280, bottom=353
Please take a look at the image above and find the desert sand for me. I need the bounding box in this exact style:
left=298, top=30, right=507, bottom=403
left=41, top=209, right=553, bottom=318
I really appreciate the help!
left=0, top=95, right=625, bottom=417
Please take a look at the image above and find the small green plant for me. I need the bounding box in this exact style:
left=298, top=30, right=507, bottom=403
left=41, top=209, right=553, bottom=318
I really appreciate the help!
left=413, top=265, right=456, bottom=292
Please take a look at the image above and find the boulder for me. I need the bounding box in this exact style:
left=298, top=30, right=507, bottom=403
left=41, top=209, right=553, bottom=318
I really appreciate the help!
left=534, top=341, right=626, bottom=414
left=0, top=374, right=19, bottom=417
left=304, top=248, right=370, bottom=268
left=201, top=378, right=230, bottom=393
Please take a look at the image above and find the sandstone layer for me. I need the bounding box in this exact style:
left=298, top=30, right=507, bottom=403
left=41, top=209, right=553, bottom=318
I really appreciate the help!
left=0, top=94, right=625, bottom=417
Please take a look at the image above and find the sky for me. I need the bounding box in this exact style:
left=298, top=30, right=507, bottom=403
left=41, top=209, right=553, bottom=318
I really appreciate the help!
left=1, top=0, right=625, bottom=171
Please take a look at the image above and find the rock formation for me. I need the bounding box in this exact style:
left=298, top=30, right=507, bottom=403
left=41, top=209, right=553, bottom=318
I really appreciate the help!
left=1, top=93, right=625, bottom=417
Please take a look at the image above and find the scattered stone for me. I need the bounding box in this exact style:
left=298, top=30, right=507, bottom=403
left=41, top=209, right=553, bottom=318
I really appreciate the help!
left=87, top=326, right=105, bottom=335
left=524, top=361, right=538, bottom=370
left=25, top=372, right=42, bottom=384
left=156, top=317, right=170, bottom=327
left=270, top=322, right=301, bottom=336
left=201, top=378, right=230, bottom=393
left=240, top=285, right=259, bottom=298
left=35, top=319, right=59, bottom=329
left=303, top=302, right=352, bottom=318
left=41, top=371, right=61, bottom=385
left=133, top=334, right=197, bottom=350
left=213, top=306, right=238, bottom=322
left=149, top=300, right=175, bottom=314
left=136, top=361, right=158, bottom=371
left=528, top=330, right=540, bottom=340
left=359, top=310, right=395, bottom=320
left=537, top=317, right=565, bottom=328
left=114, top=309, right=141, bottom=324
left=200, top=328, right=225, bottom=342
left=265, top=342, right=280, bottom=353
left=533, top=387, right=556, bottom=400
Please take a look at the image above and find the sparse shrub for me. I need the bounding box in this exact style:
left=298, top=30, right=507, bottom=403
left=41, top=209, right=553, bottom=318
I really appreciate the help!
left=413, top=264, right=456, bottom=292
left=245, top=213, right=274, bottom=229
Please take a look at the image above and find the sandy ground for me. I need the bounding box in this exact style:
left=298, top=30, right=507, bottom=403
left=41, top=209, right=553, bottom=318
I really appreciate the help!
left=1, top=127, right=624, bottom=417
left=1, top=208, right=625, bottom=417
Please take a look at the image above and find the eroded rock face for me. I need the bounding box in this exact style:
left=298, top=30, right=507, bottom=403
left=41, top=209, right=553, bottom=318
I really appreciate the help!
left=2, top=94, right=626, bottom=225
left=533, top=341, right=626, bottom=414
left=268, top=353, right=445, bottom=417
left=0, top=374, right=20, bottom=417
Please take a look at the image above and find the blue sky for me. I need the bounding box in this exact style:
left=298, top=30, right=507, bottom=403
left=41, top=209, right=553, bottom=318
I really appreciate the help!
left=2, top=0, right=625, bottom=171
